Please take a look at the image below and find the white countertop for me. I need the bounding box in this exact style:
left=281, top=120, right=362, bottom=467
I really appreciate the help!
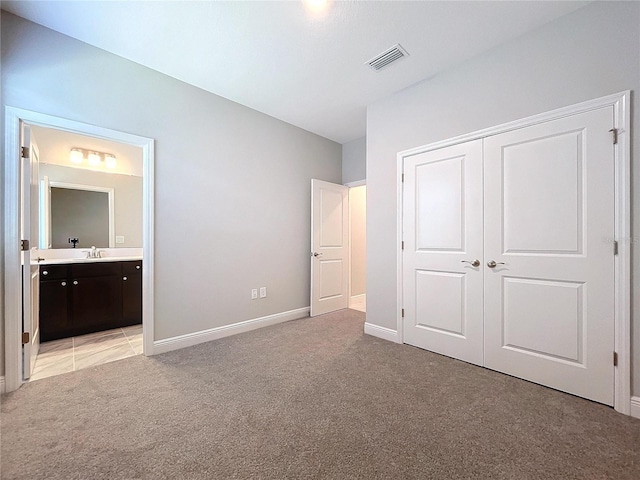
left=35, top=256, right=142, bottom=266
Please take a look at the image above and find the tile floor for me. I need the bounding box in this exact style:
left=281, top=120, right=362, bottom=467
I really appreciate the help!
left=29, top=325, right=142, bottom=382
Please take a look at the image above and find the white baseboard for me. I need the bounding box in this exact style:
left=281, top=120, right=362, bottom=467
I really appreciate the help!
left=364, top=322, right=401, bottom=344
left=0, top=376, right=5, bottom=394
left=630, top=396, right=640, bottom=419
left=152, top=307, right=310, bottom=355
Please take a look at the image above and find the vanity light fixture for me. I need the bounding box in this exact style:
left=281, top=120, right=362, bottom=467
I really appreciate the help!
left=88, top=151, right=101, bottom=166
left=69, top=148, right=83, bottom=164
left=69, top=148, right=117, bottom=169
left=104, top=153, right=117, bottom=169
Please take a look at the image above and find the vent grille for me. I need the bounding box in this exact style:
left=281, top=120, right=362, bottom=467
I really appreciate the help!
left=367, top=44, right=409, bottom=71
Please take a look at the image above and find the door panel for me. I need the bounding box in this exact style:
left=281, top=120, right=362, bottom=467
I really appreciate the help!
left=483, top=107, right=614, bottom=405
left=21, top=124, right=40, bottom=379
left=403, top=140, right=484, bottom=366
left=310, top=179, right=349, bottom=316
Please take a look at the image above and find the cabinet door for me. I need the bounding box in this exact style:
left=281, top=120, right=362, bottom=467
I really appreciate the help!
left=122, top=272, right=142, bottom=325
left=71, top=275, right=122, bottom=331
left=40, top=279, right=70, bottom=342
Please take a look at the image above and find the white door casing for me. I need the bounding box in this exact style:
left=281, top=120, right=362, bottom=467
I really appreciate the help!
left=402, top=140, right=484, bottom=366
left=483, top=107, right=615, bottom=405
left=398, top=94, right=628, bottom=410
left=4, top=107, right=155, bottom=393
left=311, top=179, right=349, bottom=316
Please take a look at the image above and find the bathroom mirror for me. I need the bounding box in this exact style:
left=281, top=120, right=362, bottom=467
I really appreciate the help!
left=39, top=165, right=143, bottom=249
left=44, top=182, right=114, bottom=249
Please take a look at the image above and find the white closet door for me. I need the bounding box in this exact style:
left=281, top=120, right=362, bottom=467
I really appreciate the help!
left=403, top=140, right=484, bottom=366
left=483, top=107, right=615, bottom=405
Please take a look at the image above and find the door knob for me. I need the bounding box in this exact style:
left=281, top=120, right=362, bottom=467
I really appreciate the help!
left=313, top=252, right=323, bottom=257
left=487, top=260, right=505, bottom=268
left=73, top=280, right=78, bottom=285
left=461, top=259, right=480, bottom=267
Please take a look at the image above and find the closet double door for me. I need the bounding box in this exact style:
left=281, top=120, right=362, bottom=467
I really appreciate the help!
left=402, top=107, right=615, bottom=405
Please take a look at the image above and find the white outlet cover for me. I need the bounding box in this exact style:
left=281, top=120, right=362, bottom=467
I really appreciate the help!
left=251, top=289, right=258, bottom=300
left=259, top=287, right=267, bottom=298
left=116, top=235, right=125, bottom=244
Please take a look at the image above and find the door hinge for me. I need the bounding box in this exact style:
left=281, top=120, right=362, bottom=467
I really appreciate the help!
left=22, top=332, right=29, bottom=344
left=401, top=308, right=405, bottom=318
left=609, top=128, right=618, bottom=145
left=20, top=239, right=30, bottom=251
left=401, top=173, right=404, bottom=183
left=402, top=241, right=404, bottom=250
left=613, top=351, right=618, bottom=367
left=613, top=240, right=618, bottom=255
left=21, top=146, right=29, bottom=158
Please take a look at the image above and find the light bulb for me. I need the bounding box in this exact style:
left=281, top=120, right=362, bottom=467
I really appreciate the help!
left=88, top=151, right=101, bottom=166
left=70, top=148, right=83, bottom=164
left=105, top=154, right=117, bottom=168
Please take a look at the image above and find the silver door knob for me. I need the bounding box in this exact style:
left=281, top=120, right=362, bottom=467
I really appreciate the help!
left=42, top=271, right=48, bottom=276
left=73, top=280, right=78, bottom=285
left=313, top=252, right=323, bottom=257
left=461, top=259, right=480, bottom=267
left=123, top=276, right=128, bottom=281
left=136, top=265, right=141, bottom=270
left=487, top=260, right=505, bottom=268
left=61, top=281, right=66, bottom=287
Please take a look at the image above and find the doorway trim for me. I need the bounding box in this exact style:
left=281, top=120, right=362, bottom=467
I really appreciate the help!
left=395, top=91, right=631, bottom=415
left=3, top=106, right=155, bottom=393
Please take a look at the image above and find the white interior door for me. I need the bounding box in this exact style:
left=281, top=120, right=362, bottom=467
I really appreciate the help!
left=21, top=123, right=41, bottom=379
left=310, top=179, right=349, bottom=316
left=483, top=107, right=615, bottom=405
left=402, top=140, right=484, bottom=366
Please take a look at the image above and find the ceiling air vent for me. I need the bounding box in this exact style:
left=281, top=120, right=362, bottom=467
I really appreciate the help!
left=367, top=44, right=409, bottom=71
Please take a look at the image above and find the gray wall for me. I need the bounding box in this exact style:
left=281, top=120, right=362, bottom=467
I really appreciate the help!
left=342, top=136, right=366, bottom=184
left=0, top=12, right=341, bottom=375
left=366, top=2, right=640, bottom=393
left=41, top=164, right=143, bottom=248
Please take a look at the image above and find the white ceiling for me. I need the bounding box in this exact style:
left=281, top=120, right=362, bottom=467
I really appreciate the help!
left=2, top=1, right=590, bottom=144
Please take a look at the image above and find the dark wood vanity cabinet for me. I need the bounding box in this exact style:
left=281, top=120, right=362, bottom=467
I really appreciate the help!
left=40, top=260, right=142, bottom=341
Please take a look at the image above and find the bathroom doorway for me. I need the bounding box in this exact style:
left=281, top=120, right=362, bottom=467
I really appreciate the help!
left=3, top=108, right=155, bottom=392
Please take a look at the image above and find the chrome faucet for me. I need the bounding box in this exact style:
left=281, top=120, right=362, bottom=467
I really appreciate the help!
left=85, top=246, right=102, bottom=259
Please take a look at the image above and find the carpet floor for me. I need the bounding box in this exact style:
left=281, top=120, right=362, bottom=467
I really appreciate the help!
left=1, top=309, right=639, bottom=479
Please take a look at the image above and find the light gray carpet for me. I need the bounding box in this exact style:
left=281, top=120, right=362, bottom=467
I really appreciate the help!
left=1, top=309, right=639, bottom=479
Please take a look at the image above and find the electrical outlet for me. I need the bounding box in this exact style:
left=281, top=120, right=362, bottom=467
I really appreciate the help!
left=251, top=289, right=258, bottom=300
left=116, top=235, right=125, bottom=244
left=259, top=287, right=267, bottom=298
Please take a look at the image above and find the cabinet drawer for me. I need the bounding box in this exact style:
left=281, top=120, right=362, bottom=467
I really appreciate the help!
left=72, top=262, right=121, bottom=278
left=40, top=265, right=68, bottom=280
left=122, top=261, right=142, bottom=275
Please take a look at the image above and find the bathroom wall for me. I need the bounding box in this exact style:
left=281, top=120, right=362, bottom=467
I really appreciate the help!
left=40, top=164, right=143, bottom=248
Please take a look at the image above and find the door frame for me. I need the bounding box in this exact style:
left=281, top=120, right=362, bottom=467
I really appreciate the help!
left=396, top=91, right=631, bottom=415
left=3, top=106, right=155, bottom=393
